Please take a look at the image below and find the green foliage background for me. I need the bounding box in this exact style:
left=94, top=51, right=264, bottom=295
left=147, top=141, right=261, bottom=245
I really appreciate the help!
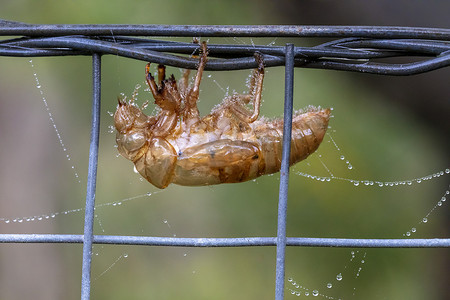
left=0, top=1, right=448, bottom=299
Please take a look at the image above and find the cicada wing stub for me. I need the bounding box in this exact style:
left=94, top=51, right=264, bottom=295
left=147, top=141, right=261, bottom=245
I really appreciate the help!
left=174, top=139, right=263, bottom=186
left=135, top=138, right=177, bottom=189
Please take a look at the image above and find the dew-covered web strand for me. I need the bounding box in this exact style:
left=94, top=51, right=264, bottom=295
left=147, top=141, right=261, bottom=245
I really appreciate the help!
left=28, top=59, right=81, bottom=184
left=403, top=184, right=449, bottom=237
left=0, top=192, right=161, bottom=224
left=287, top=250, right=367, bottom=299
left=92, top=252, right=129, bottom=282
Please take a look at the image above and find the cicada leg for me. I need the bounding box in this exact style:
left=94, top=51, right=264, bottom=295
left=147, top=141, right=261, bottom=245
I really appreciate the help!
left=178, top=68, right=191, bottom=98
left=226, top=52, right=264, bottom=124
left=145, top=62, right=182, bottom=136
left=145, top=63, right=162, bottom=102
left=145, top=62, right=181, bottom=111
left=157, top=64, right=166, bottom=85
left=183, top=41, right=208, bottom=123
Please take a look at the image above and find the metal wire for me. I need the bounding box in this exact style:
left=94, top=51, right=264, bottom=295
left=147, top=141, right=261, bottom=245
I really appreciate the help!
left=1, top=234, right=449, bottom=248
left=80, top=53, right=101, bottom=299
left=0, top=20, right=449, bottom=300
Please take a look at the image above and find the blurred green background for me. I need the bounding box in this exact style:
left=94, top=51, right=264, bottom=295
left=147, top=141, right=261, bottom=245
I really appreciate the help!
left=0, top=1, right=448, bottom=299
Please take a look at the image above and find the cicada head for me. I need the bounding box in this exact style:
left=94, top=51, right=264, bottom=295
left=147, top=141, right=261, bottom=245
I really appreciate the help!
left=114, top=97, right=150, bottom=133
left=114, top=97, right=155, bottom=162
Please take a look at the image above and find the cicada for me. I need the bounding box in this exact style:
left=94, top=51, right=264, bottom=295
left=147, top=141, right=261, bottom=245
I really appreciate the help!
left=114, top=42, right=331, bottom=189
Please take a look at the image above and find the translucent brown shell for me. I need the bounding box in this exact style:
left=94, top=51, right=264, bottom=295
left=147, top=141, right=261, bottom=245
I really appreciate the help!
left=114, top=42, right=331, bottom=189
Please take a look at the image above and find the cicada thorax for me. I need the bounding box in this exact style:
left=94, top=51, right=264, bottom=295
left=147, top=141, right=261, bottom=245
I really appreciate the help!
left=254, top=107, right=331, bottom=175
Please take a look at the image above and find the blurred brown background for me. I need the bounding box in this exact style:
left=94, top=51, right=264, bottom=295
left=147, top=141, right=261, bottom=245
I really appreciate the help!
left=0, top=1, right=448, bottom=299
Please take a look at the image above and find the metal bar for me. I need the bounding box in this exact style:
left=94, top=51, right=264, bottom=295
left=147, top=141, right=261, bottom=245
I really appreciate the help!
left=1, top=22, right=449, bottom=39
left=1, top=234, right=450, bottom=248
left=2, top=37, right=449, bottom=75
left=3, top=36, right=416, bottom=59
left=275, top=43, right=295, bottom=300
left=299, top=53, right=450, bottom=76
left=80, top=53, right=101, bottom=300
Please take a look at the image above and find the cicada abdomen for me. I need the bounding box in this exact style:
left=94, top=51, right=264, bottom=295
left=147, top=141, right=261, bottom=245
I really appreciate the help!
left=253, top=107, right=331, bottom=175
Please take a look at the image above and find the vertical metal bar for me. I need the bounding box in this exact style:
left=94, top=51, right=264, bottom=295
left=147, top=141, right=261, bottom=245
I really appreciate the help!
left=80, top=53, right=101, bottom=300
left=275, top=44, right=295, bottom=300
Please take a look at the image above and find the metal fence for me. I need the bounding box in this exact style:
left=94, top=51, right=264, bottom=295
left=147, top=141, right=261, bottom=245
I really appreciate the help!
left=1, top=20, right=450, bottom=300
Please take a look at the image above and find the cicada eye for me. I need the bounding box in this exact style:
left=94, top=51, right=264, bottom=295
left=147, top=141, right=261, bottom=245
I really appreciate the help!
left=123, top=132, right=146, bottom=152
left=116, top=131, right=146, bottom=160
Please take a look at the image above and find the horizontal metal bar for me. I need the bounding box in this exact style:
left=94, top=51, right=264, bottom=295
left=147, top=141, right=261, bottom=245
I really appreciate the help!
left=1, top=234, right=449, bottom=248
left=1, top=36, right=449, bottom=75
left=1, top=21, right=449, bottom=39
left=4, top=36, right=407, bottom=59
left=299, top=53, right=450, bottom=75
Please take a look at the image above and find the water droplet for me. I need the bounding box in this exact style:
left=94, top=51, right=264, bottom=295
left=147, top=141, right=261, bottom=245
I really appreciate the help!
left=441, top=197, right=446, bottom=202
left=146, top=192, right=152, bottom=196
left=163, top=219, right=168, bottom=224
left=405, top=231, right=411, bottom=236
left=312, top=290, right=319, bottom=296
left=295, top=292, right=301, bottom=296
left=5, top=219, right=10, bottom=223
left=291, top=291, right=296, bottom=295
left=353, top=181, right=360, bottom=186
left=123, top=253, right=128, bottom=258
left=437, top=201, right=442, bottom=206
left=339, top=155, right=345, bottom=160
left=411, top=228, right=416, bottom=233
left=422, top=217, right=428, bottom=223
left=336, top=273, right=343, bottom=281
left=416, top=179, right=422, bottom=183
left=361, top=259, right=365, bottom=263
left=377, top=182, right=384, bottom=187
left=304, top=291, right=309, bottom=296
left=288, top=278, right=293, bottom=282
left=445, top=168, right=450, bottom=174
left=327, top=283, right=332, bottom=288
